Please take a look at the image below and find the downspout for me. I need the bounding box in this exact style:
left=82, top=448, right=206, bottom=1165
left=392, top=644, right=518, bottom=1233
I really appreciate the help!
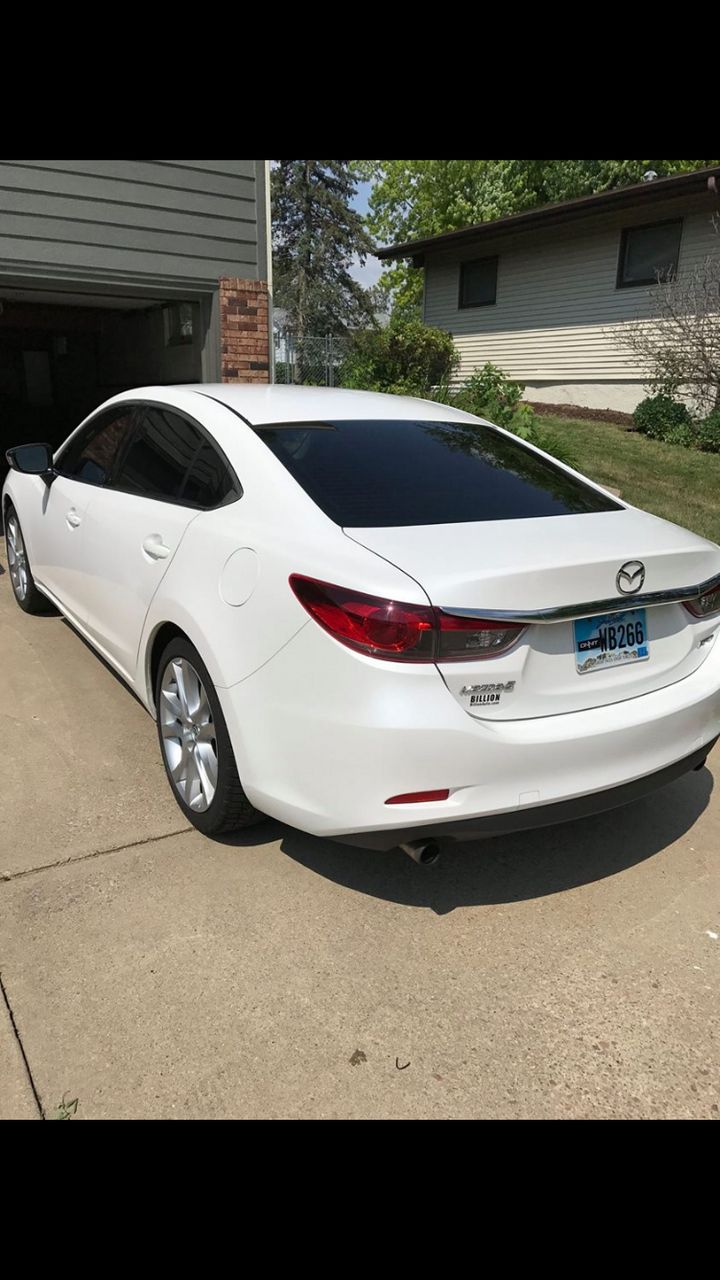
left=264, top=159, right=275, bottom=384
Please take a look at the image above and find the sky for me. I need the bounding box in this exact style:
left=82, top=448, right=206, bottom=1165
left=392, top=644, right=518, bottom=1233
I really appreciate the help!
left=350, top=179, right=383, bottom=288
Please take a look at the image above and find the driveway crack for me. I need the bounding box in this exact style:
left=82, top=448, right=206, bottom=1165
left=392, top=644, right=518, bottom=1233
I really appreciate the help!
left=0, top=826, right=192, bottom=883
left=0, top=971, right=45, bottom=1119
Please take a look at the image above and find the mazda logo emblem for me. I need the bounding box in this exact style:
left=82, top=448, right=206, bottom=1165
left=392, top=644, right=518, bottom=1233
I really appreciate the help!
left=616, top=560, right=646, bottom=595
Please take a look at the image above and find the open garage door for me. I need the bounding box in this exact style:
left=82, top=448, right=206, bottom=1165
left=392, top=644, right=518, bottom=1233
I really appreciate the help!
left=0, top=281, right=213, bottom=486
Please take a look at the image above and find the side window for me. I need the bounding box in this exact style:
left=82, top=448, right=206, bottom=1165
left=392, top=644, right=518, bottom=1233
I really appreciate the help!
left=617, top=219, right=682, bottom=287
left=459, top=256, right=498, bottom=308
left=113, top=406, right=237, bottom=508
left=182, top=441, right=236, bottom=508
left=114, top=407, right=205, bottom=501
left=56, top=408, right=137, bottom=486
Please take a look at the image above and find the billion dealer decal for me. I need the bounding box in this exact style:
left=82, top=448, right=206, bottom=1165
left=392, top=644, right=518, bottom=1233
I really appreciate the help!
left=460, top=680, right=516, bottom=706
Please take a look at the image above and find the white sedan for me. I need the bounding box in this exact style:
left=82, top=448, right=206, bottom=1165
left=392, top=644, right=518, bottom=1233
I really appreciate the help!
left=3, top=385, right=719, bottom=865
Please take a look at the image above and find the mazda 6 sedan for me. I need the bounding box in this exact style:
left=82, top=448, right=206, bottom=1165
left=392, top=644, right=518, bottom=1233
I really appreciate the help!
left=3, top=385, right=720, bottom=865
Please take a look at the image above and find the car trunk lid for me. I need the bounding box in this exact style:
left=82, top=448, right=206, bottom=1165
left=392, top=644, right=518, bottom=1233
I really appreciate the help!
left=345, top=509, right=720, bottom=719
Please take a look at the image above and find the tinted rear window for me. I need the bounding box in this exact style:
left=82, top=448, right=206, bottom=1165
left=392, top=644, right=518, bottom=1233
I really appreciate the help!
left=254, top=419, right=620, bottom=527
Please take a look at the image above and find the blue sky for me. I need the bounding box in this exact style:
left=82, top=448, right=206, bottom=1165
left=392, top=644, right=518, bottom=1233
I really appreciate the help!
left=353, top=180, right=372, bottom=217
left=350, top=179, right=383, bottom=288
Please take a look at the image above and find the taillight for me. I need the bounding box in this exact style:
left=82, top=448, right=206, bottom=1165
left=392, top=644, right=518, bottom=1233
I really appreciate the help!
left=436, top=611, right=526, bottom=661
left=289, top=575, right=525, bottom=662
left=684, top=578, right=720, bottom=619
left=289, top=575, right=436, bottom=660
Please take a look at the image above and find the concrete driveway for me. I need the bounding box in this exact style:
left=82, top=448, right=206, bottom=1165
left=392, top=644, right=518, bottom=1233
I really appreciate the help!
left=1, top=541, right=719, bottom=1120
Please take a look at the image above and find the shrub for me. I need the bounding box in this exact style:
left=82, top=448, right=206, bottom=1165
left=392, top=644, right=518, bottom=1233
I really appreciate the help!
left=633, top=394, right=691, bottom=440
left=340, top=316, right=458, bottom=398
left=435, top=362, right=539, bottom=437
left=661, top=422, right=697, bottom=449
left=448, top=362, right=524, bottom=427
left=696, top=410, right=720, bottom=454
left=631, top=395, right=720, bottom=453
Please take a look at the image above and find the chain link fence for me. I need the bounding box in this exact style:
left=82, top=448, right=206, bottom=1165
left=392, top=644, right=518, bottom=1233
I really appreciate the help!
left=274, top=330, right=354, bottom=386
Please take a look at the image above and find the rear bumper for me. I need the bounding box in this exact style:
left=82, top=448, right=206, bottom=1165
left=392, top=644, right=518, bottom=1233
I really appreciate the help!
left=218, top=621, right=720, bottom=845
left=334, top=738, right=717, bottom=849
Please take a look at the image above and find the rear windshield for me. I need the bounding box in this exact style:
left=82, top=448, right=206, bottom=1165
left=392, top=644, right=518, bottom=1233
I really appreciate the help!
left=254, top=419, right=620, bottom=527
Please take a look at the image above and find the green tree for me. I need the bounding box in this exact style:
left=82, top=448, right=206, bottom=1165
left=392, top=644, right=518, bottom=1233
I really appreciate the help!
left=272, top=160, right=377, bottom=339
left=359, top=160, right=719, bottom=312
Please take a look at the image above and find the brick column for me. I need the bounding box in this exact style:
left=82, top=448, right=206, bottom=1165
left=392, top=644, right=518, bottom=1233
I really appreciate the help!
left=219, top=277, right=270, bottom=383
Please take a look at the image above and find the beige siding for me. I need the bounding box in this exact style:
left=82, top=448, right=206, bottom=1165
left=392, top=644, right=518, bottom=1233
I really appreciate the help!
left=423, top=194, right=720, bottom=384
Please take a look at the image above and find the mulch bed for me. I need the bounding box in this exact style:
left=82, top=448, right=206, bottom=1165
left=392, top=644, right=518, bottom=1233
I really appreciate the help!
left=525, top=401, right=636, bottom=429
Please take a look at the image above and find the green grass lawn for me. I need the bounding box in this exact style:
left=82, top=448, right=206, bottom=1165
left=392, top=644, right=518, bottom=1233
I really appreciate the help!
left=537, top=415, right=720, bottom=546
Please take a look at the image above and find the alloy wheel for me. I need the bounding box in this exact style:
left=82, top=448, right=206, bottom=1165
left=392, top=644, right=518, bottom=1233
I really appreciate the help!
left=6, top=516, right=28, bottom=601
left=159, top=657, right=218, bottom=812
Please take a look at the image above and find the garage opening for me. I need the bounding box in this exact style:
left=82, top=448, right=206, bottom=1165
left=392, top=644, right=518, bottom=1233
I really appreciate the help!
left=0, top=284, right=212, bottom=485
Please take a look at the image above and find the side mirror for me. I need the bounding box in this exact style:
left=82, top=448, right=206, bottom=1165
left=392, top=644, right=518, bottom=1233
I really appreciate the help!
left=5, top=442, right=56, bottom=482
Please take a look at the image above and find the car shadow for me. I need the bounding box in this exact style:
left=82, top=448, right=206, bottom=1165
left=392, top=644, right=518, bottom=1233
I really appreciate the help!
left=217, top=766, right=714, bottom=915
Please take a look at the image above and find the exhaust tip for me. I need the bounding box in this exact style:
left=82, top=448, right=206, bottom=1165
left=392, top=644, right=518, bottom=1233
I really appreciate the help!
left=399, top=839, right=441, bottom=867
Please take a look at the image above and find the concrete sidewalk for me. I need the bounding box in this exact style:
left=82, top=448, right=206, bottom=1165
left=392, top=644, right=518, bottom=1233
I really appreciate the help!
left=1, top=544, right=719, bottom=1119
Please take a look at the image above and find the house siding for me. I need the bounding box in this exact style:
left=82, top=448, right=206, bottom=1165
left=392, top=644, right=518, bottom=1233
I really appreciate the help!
left=422, top=192, right=720, bottom=403
left=0, top=159, right=269, bottom=292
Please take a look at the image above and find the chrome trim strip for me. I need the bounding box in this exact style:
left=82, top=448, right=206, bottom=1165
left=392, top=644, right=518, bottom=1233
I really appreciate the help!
left=442, top=574, right=720, bottom=625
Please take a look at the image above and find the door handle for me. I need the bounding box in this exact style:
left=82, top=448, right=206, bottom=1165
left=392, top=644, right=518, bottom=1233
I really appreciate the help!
left=142, top=535, right=171, bottom=561
left=66, top=509, right=82, bottom=528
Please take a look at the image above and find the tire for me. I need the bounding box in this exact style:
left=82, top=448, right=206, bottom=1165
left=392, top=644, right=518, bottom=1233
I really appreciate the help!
left=4, top=503, right=51, bottom=614
left=155, top=636, right=264, bottom=837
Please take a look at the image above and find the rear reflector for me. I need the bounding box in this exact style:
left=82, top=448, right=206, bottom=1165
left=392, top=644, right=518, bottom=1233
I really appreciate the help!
left=289, top=574, right=525, bottom=662
left=386, top=789, right=450, bottom=805
left=683, top=577, right=720, bottom=619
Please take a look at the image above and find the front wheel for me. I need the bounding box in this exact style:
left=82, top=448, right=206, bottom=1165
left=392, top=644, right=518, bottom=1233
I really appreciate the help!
left=5, top=504, right=50, bottom=614
left=155, top=636, right=264, bottom=837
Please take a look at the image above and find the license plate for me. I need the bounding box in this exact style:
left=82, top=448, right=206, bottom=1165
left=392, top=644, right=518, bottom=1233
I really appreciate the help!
left=573, top=608, right=649, bottom=675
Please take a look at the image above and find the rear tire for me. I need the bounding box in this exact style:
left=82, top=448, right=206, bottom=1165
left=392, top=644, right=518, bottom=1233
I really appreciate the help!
left=155, top=636, right=264, bottom=837
left=4, top=504, right=51, bottom=614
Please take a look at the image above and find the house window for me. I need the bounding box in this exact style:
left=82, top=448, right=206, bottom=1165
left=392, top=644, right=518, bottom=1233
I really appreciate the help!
left=163, top=302, right=195, bottom=346
left=617, top=220, right=682, bottom=288
left=459, top=256, right=498, bottom=308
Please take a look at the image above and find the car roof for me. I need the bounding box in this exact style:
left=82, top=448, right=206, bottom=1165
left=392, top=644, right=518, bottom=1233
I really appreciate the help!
left=157, top=383, right=478, bottom=427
